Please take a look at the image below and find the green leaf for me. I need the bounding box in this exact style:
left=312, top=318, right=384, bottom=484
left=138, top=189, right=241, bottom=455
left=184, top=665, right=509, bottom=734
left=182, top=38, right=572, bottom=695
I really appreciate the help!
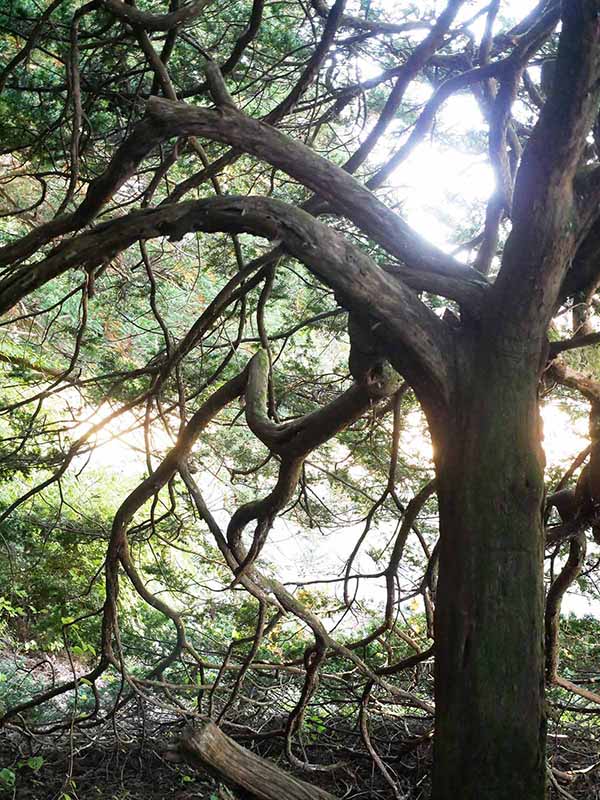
left=0, top=768, right=15, bottom=787
left=27, top=756, right=44, bottom=772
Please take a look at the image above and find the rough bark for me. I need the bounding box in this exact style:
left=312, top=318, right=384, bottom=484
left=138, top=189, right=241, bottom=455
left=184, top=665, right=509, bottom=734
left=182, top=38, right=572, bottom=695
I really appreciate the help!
left=179, top=722, right=338, bottom=800
left=0, top=195, right=451, bottom=404
left=102, top=0, right=215, bottom=30
left=431, top=336, right=547, bottom=800
left=429, top=9, right=600, bottom=796
left=145, top=95, right=487, bottom=298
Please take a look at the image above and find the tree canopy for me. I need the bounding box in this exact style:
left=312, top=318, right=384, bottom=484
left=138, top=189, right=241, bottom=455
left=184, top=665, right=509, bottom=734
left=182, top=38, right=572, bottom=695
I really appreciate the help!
left=2, top=1, right=600, bottom=798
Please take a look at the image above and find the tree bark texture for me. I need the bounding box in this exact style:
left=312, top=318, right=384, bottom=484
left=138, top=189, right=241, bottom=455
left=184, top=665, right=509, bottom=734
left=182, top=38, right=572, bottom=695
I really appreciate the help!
left=431, top=335, right=546, bottom=800
left=179, top=722, right=337, bottom=800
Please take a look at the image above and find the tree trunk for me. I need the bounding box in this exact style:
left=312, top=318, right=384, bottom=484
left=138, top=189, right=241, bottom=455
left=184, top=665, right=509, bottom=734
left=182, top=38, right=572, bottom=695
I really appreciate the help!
left=431, top=338, right=547, bottom=800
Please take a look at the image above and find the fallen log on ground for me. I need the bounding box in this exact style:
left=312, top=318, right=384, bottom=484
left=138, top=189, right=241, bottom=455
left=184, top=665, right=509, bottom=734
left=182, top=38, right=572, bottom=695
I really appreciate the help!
left=179, top=721, right=338, bottom=800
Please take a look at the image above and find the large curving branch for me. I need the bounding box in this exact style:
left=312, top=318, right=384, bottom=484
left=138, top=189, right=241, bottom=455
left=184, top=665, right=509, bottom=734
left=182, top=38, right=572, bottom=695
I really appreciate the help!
left=228, top=349, right=402, bottom=575
left=545, top=533, right=587, bottom=682
left=0, top=195, right=453, bottom=404
left=144, top=96, right=488, bottom=303
left=101, top=0, right=215, bottom=31
left=547, top=359, right=600, bottom=406
left=492, top=1, right=600, bottom=336
left=0, top=86, right=488, bottom=311
left=243, top=349, right=400, bottom=454
left=180, top=467, right=435, bottom=715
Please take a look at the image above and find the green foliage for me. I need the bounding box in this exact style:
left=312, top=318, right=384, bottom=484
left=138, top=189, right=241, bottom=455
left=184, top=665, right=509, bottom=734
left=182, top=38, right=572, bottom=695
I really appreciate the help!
left=0, top=768, right=15, bottom=790
left=0, top=4, right=600, bottom=795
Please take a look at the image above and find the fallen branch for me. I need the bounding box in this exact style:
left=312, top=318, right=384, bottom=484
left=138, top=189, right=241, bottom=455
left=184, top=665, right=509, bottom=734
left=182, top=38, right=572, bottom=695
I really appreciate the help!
left=179, top=722, right=338, bottom=800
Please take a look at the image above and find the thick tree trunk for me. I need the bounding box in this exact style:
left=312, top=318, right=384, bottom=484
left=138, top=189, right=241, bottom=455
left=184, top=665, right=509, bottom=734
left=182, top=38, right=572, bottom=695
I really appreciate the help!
left=431, top=339, right=547, bottom=800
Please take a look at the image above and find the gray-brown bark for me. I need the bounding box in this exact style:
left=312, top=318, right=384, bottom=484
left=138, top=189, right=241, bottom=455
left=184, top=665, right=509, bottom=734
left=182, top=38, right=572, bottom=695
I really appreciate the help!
left=0, top=195, right=452, bottom=404
left=545, top=533, right=586, bottom=681
left=432, top=340, right=547, bottom=800
left=179, top=722, right=338, bottom=800
left=102, top=0, right=215, bottom=31
left=144, top=96, right=486, bottom=296
left=429, top=8, right=600, bottom=797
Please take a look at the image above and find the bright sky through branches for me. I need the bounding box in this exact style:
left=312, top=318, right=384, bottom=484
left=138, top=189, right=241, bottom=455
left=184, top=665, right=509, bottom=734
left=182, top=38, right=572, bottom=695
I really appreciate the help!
left=357, top=0, right=545, bottom=254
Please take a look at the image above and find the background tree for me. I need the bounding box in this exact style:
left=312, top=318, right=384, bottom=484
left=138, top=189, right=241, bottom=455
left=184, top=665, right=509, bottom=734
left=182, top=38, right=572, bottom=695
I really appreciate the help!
left=2, top=1, right=600, bottom=799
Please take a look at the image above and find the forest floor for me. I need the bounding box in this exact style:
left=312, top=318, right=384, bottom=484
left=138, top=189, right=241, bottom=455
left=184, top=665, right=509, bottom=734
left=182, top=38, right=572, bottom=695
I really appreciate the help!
left=2, top=649, right=600, bottom=799
left=0, top=731, right=226, bottom=800
left=3, top=725, right=600, bottom=799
